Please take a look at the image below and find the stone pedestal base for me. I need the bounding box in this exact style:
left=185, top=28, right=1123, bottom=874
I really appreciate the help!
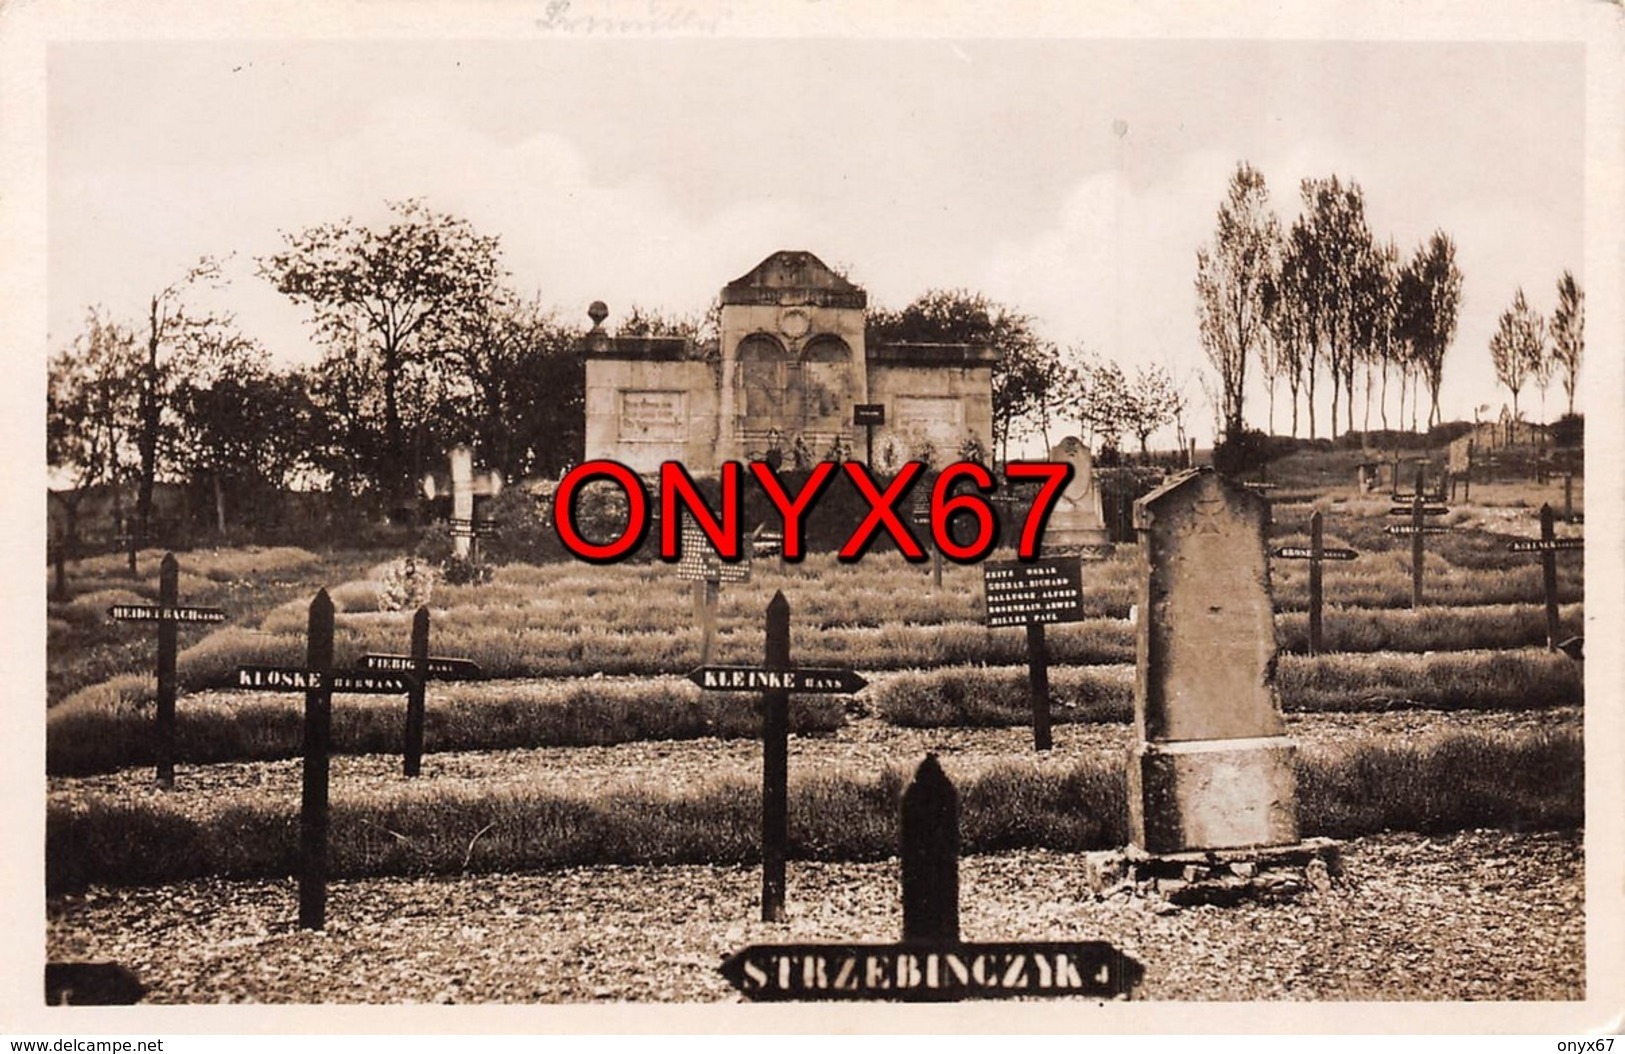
left=1084, top=838, right=1341, bottom=908
left=1128, top=736, right=1298, bottom=854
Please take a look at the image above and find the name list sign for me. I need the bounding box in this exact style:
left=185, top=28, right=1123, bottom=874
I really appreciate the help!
left=721, top=940, right=1140, bottom=1002
left=982, top=557, right=1085, bottom=628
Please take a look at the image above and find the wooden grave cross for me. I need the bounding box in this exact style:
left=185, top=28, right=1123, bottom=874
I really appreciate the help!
left=1271, top=510, right=1359, bottom=656
left=231, top=590, right=424, bottom=930
left=1383, top=465, right=1451, bottom=608
left=359, top=606, right=483, bottom=776
left=689, top=591, right=867, bottom=923
left=719, top=755, right=1144, bottom=1002
left=981, top=555, right=1088, bottom=752
left=106, top=552, right=229, bottom=789
left=677, top=522, right=751, bottom=666
left=1506, top=503, right=1583, bottom=652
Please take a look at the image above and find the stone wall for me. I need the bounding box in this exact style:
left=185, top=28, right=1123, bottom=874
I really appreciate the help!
left=583, top=356, right=720, bottom=474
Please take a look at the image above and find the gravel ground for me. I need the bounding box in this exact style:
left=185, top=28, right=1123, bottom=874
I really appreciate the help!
left=47, top=829, right=1583, bottom=1003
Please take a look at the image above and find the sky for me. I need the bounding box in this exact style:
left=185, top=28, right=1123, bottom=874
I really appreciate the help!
left=45, top=32, right=1591, bottom=449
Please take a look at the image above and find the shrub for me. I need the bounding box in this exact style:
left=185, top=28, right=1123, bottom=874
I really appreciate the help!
left=439, top=554, right=493, bottom=587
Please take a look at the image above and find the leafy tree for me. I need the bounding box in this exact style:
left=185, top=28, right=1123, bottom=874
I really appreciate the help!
left=47, top=309, right=140, bottom=549
left=172, top=358, right=316, bottom=534
left=259, top=199, right=506, bottom=503
left=1400, top=232, right=1463, bottom=429
left=1349, top=237, right=1396, bottom=432
left=442, top=292, right=585, bottom=480
left=867, top=289, right=1049, bottom=461
left=1295, top=176, right=1374, bottom=439
left=1489, top=287, right=1545, bottom=421
left=1195, top=162, right=1280, bottom=438
left=1279, top=212, right=1325, bottom=438
left=1549, top=270, right=1584, bottom=417
left=125, top=257, right=244, bottom=539
left=1263, top=245, right=1310, bottom=437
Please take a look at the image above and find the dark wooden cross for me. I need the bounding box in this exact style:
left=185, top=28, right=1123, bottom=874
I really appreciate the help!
left=232, top=590, right=424, bottom=930
left=1272, top=511, right=1359, bottom=656
left=106, top=552, right=229, bottom=788
left=1507, top=503, right=1583, bottom=652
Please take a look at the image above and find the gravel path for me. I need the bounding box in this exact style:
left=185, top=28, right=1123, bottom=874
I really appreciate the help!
left=47, top=829, right=1583, bottom=1003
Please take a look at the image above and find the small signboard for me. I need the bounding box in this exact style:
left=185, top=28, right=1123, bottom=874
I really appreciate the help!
left=853, top=404, right=886, bottom=426
left=1383, top=524, right=1450, bottom=536
left=677, top=524, right=751, bottom=583
left=108, top=604, right=228, bottom=624
left=1508, top=538, right=1584, bottom=553
left=1273, top=546, right=1358, bottom=561
left=235, top=666, right=417, bottom=694
left=689, top=665, right=868, bottom=694
left=720, top=940, right=1141, bottom=1002
left=359, top=653, right=483, bottom=679
left=1387, top=506, right=1449, bottom=517
left=982, top=557, right=1085, bottom=629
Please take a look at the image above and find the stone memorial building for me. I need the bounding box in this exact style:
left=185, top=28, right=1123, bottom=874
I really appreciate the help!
left=582, top=251, right=998, bottom=474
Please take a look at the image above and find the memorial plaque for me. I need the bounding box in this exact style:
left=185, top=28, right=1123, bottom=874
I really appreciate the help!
left=618, top=390, right=688, bottom=443
left=1383, top=524, right=1450, bottom=535
left=982, top=557, right=1085, bottom=628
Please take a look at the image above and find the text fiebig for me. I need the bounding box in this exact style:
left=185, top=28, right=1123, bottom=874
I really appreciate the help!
left=551, top=460, right=1075, bottom=564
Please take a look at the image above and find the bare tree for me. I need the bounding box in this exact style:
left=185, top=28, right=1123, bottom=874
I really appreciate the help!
left=1489, top=287, right=1544, bottom=421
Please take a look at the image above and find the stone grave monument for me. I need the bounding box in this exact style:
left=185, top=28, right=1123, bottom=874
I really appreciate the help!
left=1041, top=436, right=1111, bottom=556
left=1086, top=467, right=1338, bottom=906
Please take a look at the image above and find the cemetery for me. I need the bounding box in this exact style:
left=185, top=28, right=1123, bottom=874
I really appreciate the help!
left=44, top=255, right=1586, bottom=1007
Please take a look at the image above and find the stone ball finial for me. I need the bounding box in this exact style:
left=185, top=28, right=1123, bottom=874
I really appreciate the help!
left=588, top=300, right=609, bottom=327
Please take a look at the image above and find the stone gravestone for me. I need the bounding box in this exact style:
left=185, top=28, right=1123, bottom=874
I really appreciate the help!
left=1041, top=437, right=1110, bottom=555
left=1089, top=468, right=1336, bottom=905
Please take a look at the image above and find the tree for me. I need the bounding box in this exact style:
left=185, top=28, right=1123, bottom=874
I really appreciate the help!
left=867, top=289, right=1050, bottom=461
left=1280, top=212, right=1325, bottom=438
left=1265, top=243, right=1311, bottom=437
left=172, top=360, right=316, bottom=534
left=1067, top=351, right=1127, bottom=455
left=1121, top=363, right=1183, bottom=458
left=1402, top=232, right=1463, bottom=429
left=1294, top=176, right=1374, bottom=439
left=47, top=308, right=141, bottom=550
left=442, top=291, right=585, bottom=480
left=1489, top=287, right=1544, bottom=421
left=1194, top=162, right=1280, bottom=438
left=126, top=257, right=243, bottom=539
left=1354, top=238, right=1401, bottom=432
left=259, top=199, right=506, bottom=503
left=1549, top=270, right=1584, bottom=416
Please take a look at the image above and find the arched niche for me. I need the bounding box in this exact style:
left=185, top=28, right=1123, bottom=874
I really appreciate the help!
left=800, top=335, right=853, bottom=428
left=736, top=333, right=792, bottom=432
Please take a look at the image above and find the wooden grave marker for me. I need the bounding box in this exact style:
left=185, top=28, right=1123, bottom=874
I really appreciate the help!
left=359, top=607, right=483, bottom=776
left=1506, top=503, right=1583, bottom=652
left=106, top=552, right=230, bottom=788
left=720, top=756, right=1144, bottom=1001
left=1383, top=466, right=1451, bottom=608
left=1271, top=510, right=1359, bottom=656
left=689, top=591, right=866, bottom=923
left=981, top=556, right=1086, bottom=752
left=677, top=522, right=749, bottom=666
left=231, top=591, right=426, bottom=930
